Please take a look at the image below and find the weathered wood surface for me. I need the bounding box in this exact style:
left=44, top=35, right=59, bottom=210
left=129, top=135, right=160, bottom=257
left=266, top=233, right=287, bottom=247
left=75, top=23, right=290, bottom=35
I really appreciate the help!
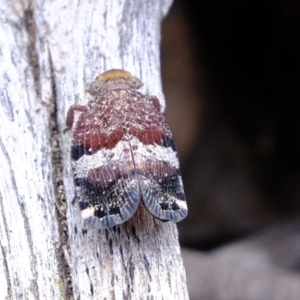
left=0, top=0, right=189, bottom=299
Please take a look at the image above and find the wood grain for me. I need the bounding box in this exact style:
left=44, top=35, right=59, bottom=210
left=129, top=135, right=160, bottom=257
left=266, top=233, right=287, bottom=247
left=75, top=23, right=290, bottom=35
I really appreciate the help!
left=0, top=1, right=189, bottom=299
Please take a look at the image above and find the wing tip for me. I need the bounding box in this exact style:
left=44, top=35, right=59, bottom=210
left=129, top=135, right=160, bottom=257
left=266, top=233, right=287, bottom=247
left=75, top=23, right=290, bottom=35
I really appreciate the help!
left=81, top=203, right=140, bottom=229
left=143, top=198, right=188, bottom=223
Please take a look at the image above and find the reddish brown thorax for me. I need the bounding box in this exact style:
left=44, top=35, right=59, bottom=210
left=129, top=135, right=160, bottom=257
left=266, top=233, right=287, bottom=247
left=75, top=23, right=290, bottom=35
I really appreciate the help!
left=66, top=69, right=168, bottom=154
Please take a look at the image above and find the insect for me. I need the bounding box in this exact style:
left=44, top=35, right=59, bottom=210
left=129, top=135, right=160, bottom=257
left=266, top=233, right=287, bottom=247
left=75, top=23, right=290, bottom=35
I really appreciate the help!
left=66, top=69, right=188, bottom=229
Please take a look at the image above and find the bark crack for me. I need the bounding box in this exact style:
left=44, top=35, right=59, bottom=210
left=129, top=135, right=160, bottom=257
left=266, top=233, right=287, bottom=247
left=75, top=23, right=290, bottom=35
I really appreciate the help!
left=24, top=7, right=41, bottom=98
left=0, top=244, right=12, bottom=298
left=48, top=48, right=74, bottom=299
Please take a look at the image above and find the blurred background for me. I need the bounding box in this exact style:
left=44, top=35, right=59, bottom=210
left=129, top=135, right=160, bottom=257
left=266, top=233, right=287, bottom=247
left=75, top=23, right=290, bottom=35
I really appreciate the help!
left=161, top=0, right=300, bottom=299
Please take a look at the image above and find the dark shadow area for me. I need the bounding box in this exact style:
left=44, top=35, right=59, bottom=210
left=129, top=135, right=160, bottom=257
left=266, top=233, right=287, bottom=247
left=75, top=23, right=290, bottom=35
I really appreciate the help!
left=162, top=0, right=300, bottom=250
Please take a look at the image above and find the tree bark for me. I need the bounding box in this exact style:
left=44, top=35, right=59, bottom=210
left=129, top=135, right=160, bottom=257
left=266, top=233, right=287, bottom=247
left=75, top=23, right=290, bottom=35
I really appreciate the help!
left=0, top=0, right=189, bottom=299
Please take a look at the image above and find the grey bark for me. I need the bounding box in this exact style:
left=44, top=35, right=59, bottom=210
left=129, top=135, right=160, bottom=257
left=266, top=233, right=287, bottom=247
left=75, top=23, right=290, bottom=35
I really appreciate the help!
left=0, top=0, right=189, bottom=299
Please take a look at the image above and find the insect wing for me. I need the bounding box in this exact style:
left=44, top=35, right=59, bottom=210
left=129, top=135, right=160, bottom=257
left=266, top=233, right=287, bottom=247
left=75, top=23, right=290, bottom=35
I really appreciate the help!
left=130, top=118, right=188, bottom=223
left=71, top=111, right=140, bottom=229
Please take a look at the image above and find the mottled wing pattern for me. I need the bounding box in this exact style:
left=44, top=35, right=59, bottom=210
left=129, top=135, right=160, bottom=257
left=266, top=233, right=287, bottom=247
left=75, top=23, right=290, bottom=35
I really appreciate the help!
left=70, top=106, right=140, bottom=229
left=68, top=69, right=188, bottom=228
left=128, top=99, right=188, bottom=223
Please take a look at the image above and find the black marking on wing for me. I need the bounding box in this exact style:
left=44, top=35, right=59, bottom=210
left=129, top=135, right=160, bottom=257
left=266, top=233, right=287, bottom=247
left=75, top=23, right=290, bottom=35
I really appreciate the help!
left=158, top=169, right=185, bottom=200
left=74, top=177, right=84, bottom=187
left=71, top=145, right=92, bottom=161
left=79, top=201, right=89, bottom=210
left=162, top=135, right=177, bottom=152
